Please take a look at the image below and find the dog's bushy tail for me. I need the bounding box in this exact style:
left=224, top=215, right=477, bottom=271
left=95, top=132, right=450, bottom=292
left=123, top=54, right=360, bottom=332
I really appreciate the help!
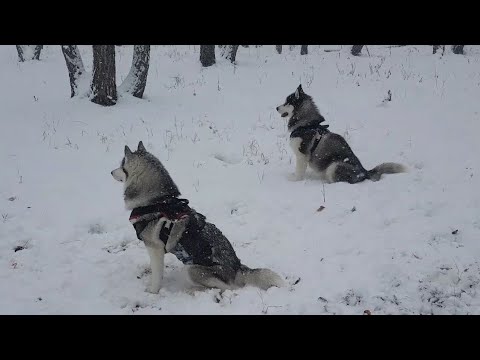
left=367, top=162, right=408, bottom=181
left=236, top=265, right=285, bottom=290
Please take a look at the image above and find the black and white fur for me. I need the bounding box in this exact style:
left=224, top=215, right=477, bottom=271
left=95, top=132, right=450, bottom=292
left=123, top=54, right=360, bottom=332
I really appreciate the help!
left=111, top=141, right=284, bottom=294
left=276, top=85, right=407, bottom=183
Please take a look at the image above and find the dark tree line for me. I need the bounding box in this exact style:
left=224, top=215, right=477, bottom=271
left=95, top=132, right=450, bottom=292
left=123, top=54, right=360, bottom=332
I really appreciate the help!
left=273, top=45, right=307, bottom=55
left=434, top=45, right=464, bottom=55
left=351, top=45, right=466, bottom=56
left=21, top=45, right=472, bottom=106
left=203, top=44, right=308, bottom=60
left=202, top=45, right=308, bottom=66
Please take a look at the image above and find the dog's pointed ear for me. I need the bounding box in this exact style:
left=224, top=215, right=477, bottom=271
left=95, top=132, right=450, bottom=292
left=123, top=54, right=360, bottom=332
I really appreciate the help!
left=124, top=145, right=133, bottom=158
left=295, top=84, right=303, bottom=99
left=137, top=141, right=146, bottom=152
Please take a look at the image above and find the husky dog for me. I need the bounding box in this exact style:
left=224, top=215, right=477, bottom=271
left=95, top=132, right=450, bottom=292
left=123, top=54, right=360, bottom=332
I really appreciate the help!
left=276, top=85, right=407, bottom=183
left=111, top=141, right=284, bottom=294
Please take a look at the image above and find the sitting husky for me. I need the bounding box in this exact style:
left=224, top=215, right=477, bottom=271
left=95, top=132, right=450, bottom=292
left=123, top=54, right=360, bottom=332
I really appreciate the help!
left=111, top=141, right=284, bottom=294
left=276, top=84, right=407, bottom=183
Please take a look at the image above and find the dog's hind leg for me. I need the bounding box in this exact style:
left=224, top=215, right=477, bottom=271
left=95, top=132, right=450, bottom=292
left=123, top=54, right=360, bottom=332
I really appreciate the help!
left=145, top=245, right=165, bottom=293
left=329, top=162, right=368, bottom=184
left=187, top=265, right=237, bottom=291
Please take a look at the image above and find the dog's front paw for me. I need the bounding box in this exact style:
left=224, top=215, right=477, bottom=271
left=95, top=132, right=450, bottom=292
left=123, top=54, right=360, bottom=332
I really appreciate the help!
left=287, top=173, right=304, bottom=182
left=145, top=285, right=161, bottom=294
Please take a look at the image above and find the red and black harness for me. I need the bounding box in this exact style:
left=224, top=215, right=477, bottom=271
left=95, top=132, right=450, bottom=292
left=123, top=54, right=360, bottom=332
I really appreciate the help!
left=129, top=197, right=191, bottom=243
left=129, top=196, right=214, bottom=266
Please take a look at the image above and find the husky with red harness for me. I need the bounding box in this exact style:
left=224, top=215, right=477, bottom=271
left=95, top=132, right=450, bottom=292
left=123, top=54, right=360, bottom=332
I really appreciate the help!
left=111, top=141, right=284, bottom=294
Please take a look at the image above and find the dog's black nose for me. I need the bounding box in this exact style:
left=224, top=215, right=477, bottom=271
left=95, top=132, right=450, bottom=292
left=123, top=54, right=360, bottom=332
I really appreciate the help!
left=110, top=171, right=114, bottom=175
left=276, top=106, right=279, bottom=111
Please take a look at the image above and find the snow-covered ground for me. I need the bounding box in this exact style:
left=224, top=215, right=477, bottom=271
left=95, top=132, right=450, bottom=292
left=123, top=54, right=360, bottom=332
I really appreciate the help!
left=1, top=45, right=480, bottom=314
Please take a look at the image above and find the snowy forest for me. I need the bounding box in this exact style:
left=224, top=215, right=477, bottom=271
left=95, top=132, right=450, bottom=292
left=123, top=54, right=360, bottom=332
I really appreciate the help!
left=1, top=44, right=479, bottom=315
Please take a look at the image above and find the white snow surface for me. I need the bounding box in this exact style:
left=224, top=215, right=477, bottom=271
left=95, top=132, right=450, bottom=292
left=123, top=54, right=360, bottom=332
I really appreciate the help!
left=1, top=45, right=480, bottom=315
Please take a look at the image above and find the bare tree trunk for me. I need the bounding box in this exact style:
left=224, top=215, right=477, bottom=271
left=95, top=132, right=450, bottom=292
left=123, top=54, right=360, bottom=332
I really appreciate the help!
left=61, top=45, right=86, bottom=98
left=218, top=45, right=228, bottom=57
left=16, top=45, right=25, bottom=62
left=91, top=45, right=117, bottom=106
left=300, top=45, right=308, bottom=55
left=351, top=45, right=364, bottom=56
left=33, top=45, right=43, bottom=60
left=16, top=45, right=43, bottom=61
left=433, top=45, right=439, bottom=54
left=220, top=45, right=239, bottom=63
left=452, top=45, right=465, bottom=55
left=275, top=45, right=282, bottom=54
left=229, top=45, right=240, bottom=62
left=119, top=45, right=150, bottom=98
left=200, top=45, right=216, bottom=67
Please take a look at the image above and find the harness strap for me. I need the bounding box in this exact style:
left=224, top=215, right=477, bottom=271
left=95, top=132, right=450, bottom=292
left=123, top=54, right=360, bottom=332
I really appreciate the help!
left=310, top=132, right=324, bottom=154
left=129, top=196, right=191, bottom=242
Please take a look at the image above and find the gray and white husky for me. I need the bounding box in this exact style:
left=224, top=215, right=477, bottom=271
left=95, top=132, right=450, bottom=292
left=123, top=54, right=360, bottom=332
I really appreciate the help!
left=276, top=85, right=407, bottom=183
left=111, top=141, right=284, bottom=294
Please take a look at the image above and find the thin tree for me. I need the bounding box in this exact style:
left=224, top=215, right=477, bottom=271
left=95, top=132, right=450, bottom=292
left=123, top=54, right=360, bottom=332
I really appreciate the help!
left=432, top=45, right=445, bottom=55
left=300, top=45, right=308, bottom=55
left=61, top=45, right=86, bottom=98
left=91, top=45, right=117, bottom=106
left=119, top=45, right=150, bottom=98
left=220, top=45, right=239, bottom=63
left=351, top=45, right=364, bottom=56
left=452, top=45, right=465, bottom=55
left=33, top=46, right=43, bottom=60
left=16, top=45, right=44, bottom=62
left=276, top=45, right=282, bottom=54
left=200, top=45, right=215, bottom=67
left=16, top=45, right=24, bottom=62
